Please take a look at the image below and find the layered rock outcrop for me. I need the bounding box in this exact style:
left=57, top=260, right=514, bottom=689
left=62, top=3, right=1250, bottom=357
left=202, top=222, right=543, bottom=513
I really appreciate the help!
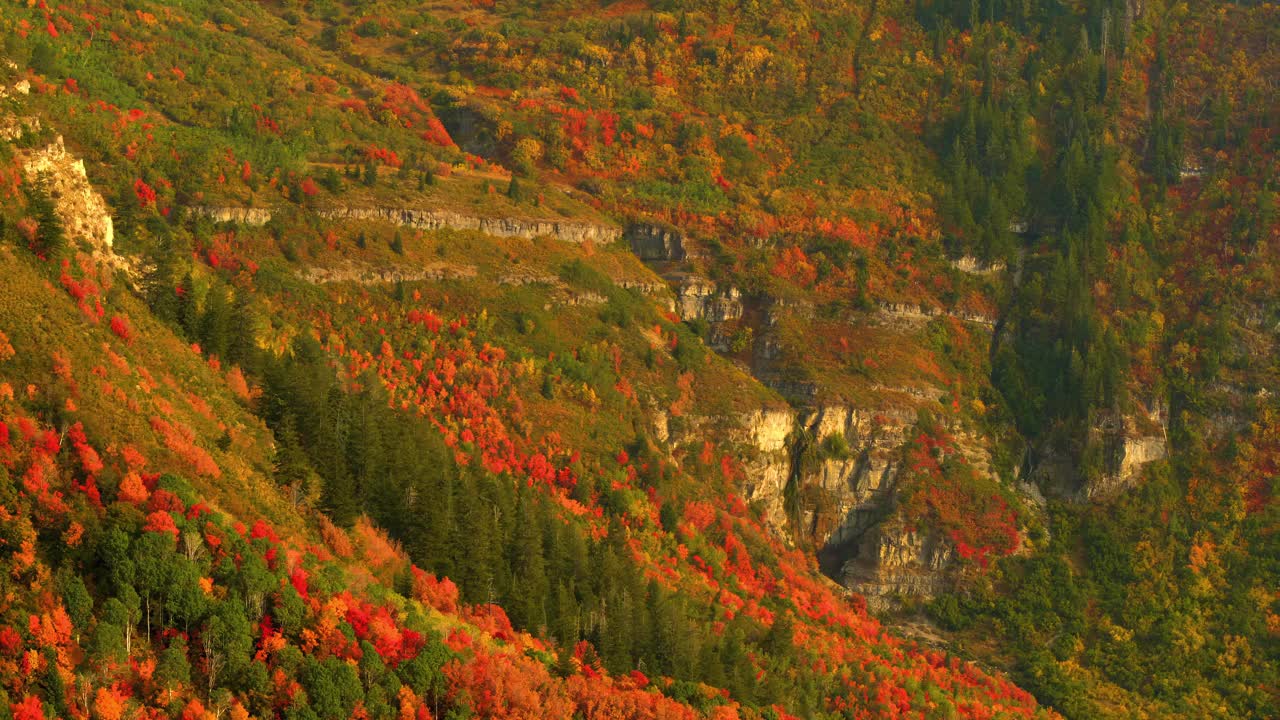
left=949, top=256, right=1007, bottom=275
left=795, top=405, right=965, bottom=612
left=877, top=301, right=996, bottom=328
left=189, top=206, right=274, bottom=226
left=734, top=407, right=794, bottom=535
left=838, top=524, right=955, bottom=612
left=671, top=274, right=743, bottom=325
left=320, top=207, right=621, bottom=244
left=189, top=205, right=621, bottom=244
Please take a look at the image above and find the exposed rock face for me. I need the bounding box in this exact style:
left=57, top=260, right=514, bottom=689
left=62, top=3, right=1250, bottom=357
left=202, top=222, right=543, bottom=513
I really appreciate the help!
left=839, top=524, right=954, bottom=613
left=19, top=135, right=114, bottom=253
left=562, top=291, right=607, bottom=306
left=0, top=114, right=37, bottom=141
left=0, top=61, right=30, bottom=102
left=878, top=302, right=996, bottom=328
left=649, top=406, right=670, bottom=444
left=743, top=408, right=794, bottom=454
left=319, top=207, right=622, bottom=244
left=4, top=69, right=122, bottom=272
left=671, top=274, right=742, bottom=325
left=188, top=206, right=622, bottom=244
left=655, top=406, right=794, bottom=538
left=667, top=398, right=968, bottom=608
left=795, top=405, right=934, bottom=609
left=644, top=273, right=748, bottom=352
left=949, top=256, right=1007, bottom=275
left=615, top=278, right=670, bottom=298
left=735, top=408, right=795, bottom=535
left=498, top=270, right=559, bottom=287
left=189, top=206, right=274, bottom=226
left=621, top=224, right=1009, bottom=609
left=1029, top=400, right=1168, bottom=501
left=626, top=222, right=687, bottom=262
left=1117, top=434, right=1167, bottom=480
left=621, top=226, right=746, bottom=348
left=801, top=406, right=908, bottom=526
left=1083, top=402, right=1168, bottom=500
left=701, top=393, right=1046, bottom=611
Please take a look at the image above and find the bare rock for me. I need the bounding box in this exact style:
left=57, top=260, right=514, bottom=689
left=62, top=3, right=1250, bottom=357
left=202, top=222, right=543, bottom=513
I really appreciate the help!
left=19, top=135, right=114, bottom=252
left=626, top=221, right=688, bottom=261
left=188, top=205, right=622, bottom=245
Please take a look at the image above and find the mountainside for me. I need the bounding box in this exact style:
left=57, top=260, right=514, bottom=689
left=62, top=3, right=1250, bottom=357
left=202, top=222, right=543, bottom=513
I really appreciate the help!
left=0, top=1, right=1275, bottom=719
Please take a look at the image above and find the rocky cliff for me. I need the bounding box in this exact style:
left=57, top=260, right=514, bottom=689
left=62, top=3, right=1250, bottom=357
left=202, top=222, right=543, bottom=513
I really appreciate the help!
left=651, top=273, right=746, bottom=352
left=734, top=407, right=794, bottom=537
left=626, top=221, right=690, bottom=262
left=838, top=523, right=955, bottom=612
left=189, top=205, right=621, bottom=244
left=623, top=227, right=1008, bottom=608
left=793, top=404, right=965, bottom=612
left=665, top=396, right=978, bottom=610
left=320, top=207, right=621, bottom=244
left=949, top=255, right=1008, bottom=275
left=1083, top=401, right=1168, bottom=500
left=1028, top=400, right=1168, bottom=501
left=188, top=205, right=274, bottom=226
left=877, top=301, right=997, bottom=328
left=18, top=134, right=115, bottom=255
left=671, top=274, right=743, bottom=323
left=3, top=69, right=121, bottom=279
left=4, top=67, right=113, bottom=256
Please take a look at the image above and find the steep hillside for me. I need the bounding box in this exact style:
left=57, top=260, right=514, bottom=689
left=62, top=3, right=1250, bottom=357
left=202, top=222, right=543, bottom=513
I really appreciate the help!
left=0, top=165, right=1048, bottom=720
left=0, top=1, right=1275, bottom=719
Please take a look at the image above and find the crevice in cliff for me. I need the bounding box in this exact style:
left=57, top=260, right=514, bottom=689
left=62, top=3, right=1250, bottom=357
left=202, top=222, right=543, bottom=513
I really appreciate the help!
left=780, top=421, right=813, bottom=540
left=621, top=218, right=959, bottom=608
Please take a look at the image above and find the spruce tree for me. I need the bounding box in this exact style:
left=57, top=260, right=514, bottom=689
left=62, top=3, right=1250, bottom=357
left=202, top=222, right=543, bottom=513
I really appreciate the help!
left=273, top=415, right=316, bottom=508
left=506, top=495, right=549, bottom=631
left=321, top=167, right=342, bottom=193
left=449, top=478, right=497, bottom=603
left=57, top=570, right=93, bottom=635
left=145, top=244, right=189, bottom=327
left=24, top=178, right=65, bottom=258
left=199, top=285, right=233, bottom=359
left=506, top=176, right=525, bottom=202
left=155, top=637, right=192, bottom=703
left=321, top=466, right=359, bottom=528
